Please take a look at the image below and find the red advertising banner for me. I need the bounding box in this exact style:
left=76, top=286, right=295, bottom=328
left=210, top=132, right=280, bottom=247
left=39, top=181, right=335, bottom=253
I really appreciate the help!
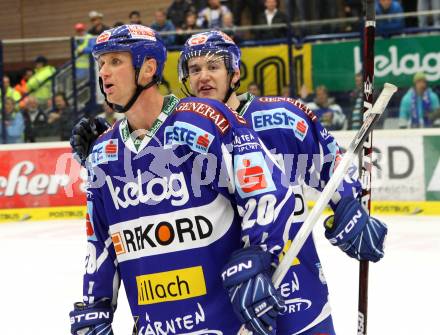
left=0, top=142, right=86, bottom=209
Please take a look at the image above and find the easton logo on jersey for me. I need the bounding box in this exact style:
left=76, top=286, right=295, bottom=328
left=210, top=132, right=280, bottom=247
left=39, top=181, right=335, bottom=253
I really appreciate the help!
left=164, top=121, right=214, bottom=154
left=136, top=266, right=207, bottom=305
left=89, top=139, right=119, bottom=167
left=234, top=152, right=275, bottom=198
left=251, top=108, right=309, bottom=141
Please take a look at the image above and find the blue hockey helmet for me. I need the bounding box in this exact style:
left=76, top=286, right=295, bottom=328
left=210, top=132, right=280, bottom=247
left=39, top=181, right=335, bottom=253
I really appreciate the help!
left=93, top=24, right=167, bottom=81
left=178, top=31, right=241, bottom=82
left=92, top=24, right=167, bottom=112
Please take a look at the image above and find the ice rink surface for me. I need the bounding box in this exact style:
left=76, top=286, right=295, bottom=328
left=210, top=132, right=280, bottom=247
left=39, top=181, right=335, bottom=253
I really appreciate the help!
left=0, top=215, right=439, bottom=335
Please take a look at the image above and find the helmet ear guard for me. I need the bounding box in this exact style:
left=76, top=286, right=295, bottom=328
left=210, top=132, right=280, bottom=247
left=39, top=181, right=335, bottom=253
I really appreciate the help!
left=93, top=24, right=167, bottom=112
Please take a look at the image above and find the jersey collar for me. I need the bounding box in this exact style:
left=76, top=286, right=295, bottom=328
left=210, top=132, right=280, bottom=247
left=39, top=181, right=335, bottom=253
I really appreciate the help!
left=236, top=92, right=255, bottom=116
left=119, top=94, right=179, bottom=153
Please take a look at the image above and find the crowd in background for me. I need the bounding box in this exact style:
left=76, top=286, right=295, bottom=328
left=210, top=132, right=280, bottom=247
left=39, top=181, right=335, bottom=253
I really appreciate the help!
left=1, top=0, right=440, bottom=143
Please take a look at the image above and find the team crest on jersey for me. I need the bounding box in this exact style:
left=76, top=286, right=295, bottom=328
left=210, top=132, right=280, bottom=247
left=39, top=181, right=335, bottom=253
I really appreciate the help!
left=251, top=108, right=309, bottom=141
left=234, top=152, right=276, bottom=198
left=164, top=121, right=215, bottom=153
left=86, top=201, right=97, bottom=241
left=89, top=139, right=119, bottom=167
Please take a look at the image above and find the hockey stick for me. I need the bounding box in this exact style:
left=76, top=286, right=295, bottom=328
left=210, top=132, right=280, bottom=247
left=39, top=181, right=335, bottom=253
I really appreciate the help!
left=358, top=1, right=376, bottom=334
left=237, top=83, right=396, bottom=335
left=271, top=83, right=397, bottom=288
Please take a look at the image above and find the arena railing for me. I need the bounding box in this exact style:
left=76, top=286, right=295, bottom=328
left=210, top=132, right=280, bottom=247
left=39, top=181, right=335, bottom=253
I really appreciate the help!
left=2, top=9, right=440, bottom=143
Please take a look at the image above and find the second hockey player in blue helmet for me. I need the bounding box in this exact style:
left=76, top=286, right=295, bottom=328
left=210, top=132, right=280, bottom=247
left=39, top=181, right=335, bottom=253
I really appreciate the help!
left=177, top=30, right=388, bottom=335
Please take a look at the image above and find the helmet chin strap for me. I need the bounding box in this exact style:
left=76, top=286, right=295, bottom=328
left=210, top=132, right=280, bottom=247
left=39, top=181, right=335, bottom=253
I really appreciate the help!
left=181, top=78, right=195, bottom=98
left=223, top=73, right=240, bottom=104
left=98, top=70, right=159, bottom=113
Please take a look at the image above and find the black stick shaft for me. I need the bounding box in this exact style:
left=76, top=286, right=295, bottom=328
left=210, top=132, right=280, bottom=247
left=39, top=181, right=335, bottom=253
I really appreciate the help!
left=358, top=1, right=375, bottom=334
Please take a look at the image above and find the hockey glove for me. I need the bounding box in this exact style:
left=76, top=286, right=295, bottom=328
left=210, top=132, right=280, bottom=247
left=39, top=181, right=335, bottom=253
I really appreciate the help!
left=324, top=197, right=387, bottom=262
left=69, top=298, right=114, bottom=335
left=221, top=246, right=285, bottom=335
left=70, top=117, right=110, bottom=166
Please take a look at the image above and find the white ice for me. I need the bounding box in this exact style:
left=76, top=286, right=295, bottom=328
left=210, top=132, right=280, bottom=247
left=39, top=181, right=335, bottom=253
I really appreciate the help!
left=0, top=215, right=439, bottom=335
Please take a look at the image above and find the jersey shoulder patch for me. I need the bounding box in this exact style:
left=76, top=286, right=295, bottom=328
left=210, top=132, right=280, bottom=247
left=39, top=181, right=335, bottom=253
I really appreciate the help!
left=256, top=96, right=318, bottom=122
left=176, top=97, right=247, bottom=134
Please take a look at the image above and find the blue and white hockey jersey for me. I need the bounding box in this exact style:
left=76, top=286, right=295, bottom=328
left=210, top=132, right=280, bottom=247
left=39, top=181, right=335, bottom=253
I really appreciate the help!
left=237, top=93, right=361, bottom=334
left=83, top=95, right=298, bottom=334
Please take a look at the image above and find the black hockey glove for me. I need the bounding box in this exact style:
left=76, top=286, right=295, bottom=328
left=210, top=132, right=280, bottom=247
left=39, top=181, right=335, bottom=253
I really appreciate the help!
left=70, top=117, right=110, bottom=166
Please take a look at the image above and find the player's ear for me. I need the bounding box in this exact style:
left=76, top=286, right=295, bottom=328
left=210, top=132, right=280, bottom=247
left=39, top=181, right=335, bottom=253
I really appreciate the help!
left=231, top=69, right=240, bottom=87
left=138, top=59, right=157, bottom=85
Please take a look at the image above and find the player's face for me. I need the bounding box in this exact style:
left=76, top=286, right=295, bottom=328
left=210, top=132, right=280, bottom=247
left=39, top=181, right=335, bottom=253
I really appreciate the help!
left=187, top=55, right=237, bottom=101
left=98, top=52, right=136, bottom=106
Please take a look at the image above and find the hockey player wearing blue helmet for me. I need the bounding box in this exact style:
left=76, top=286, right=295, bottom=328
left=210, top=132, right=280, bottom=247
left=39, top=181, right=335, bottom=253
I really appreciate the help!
left=70, top=29, right=387, bottom=335
left=69, top=25, right=299, bottom=335
left=177, top=30, right=388, bottom=335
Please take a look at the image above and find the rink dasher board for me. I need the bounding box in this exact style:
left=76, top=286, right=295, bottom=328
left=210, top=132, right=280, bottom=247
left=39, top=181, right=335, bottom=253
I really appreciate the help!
left=1, top=128, right=439, bottom=223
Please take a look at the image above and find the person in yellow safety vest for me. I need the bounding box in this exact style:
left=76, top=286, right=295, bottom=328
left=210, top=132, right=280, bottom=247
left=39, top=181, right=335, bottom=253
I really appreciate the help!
left=74, top=23, right=96, bottom=80
left=3, top=75, right=21, bottom=102
left=1, top=75, right=22, bottom=111
left=26, top=56, right=56, bottom=107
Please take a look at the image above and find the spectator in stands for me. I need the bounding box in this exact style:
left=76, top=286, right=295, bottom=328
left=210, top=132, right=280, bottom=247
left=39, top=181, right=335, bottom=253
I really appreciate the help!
left=14, top=68, right=33, bottom=97
left=307, top=85, right=346, bottom=130
left=97, top=103, right=124, bottom=125
left=47, top=92, right=76, bottom=141
left=232, top=0, right=264, bottom=25
left=343, top=0, right=363, bottom=32
left=176, top=11, right=200, bottom=45
left=88, top=11, right=110, bottom=36
left=13, top=68, right=33, bottom=109
left=27, top=56, right=56, bottom=107
left=0, top=97, right=24, bottom=143
left=376, top=0, right=405, bottom=35
left=256, top=0, right=288, bottom=40
left=193, top=0, right=208, bottom=11
left=74, top=23, right=96, bottom=81
left=197, top=0, right=231, bottom=29
left=2, top=75, right=21, bottom=103
left=222, top=12, right=242, bottom=43
left=167, top=0, right=194, bottom=29
left=399, top=72, right=440, bottom=128
left=129, top=10, right=142, bottom=24
left=22, top=95, right=48, bottom=142
left=151, top=9, right=176, bottom=46
left=347, top=72, right=364, bottom=130
left=247, top=82, right=261, bottom=96
left=418, top=0, right=440, bottom=27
